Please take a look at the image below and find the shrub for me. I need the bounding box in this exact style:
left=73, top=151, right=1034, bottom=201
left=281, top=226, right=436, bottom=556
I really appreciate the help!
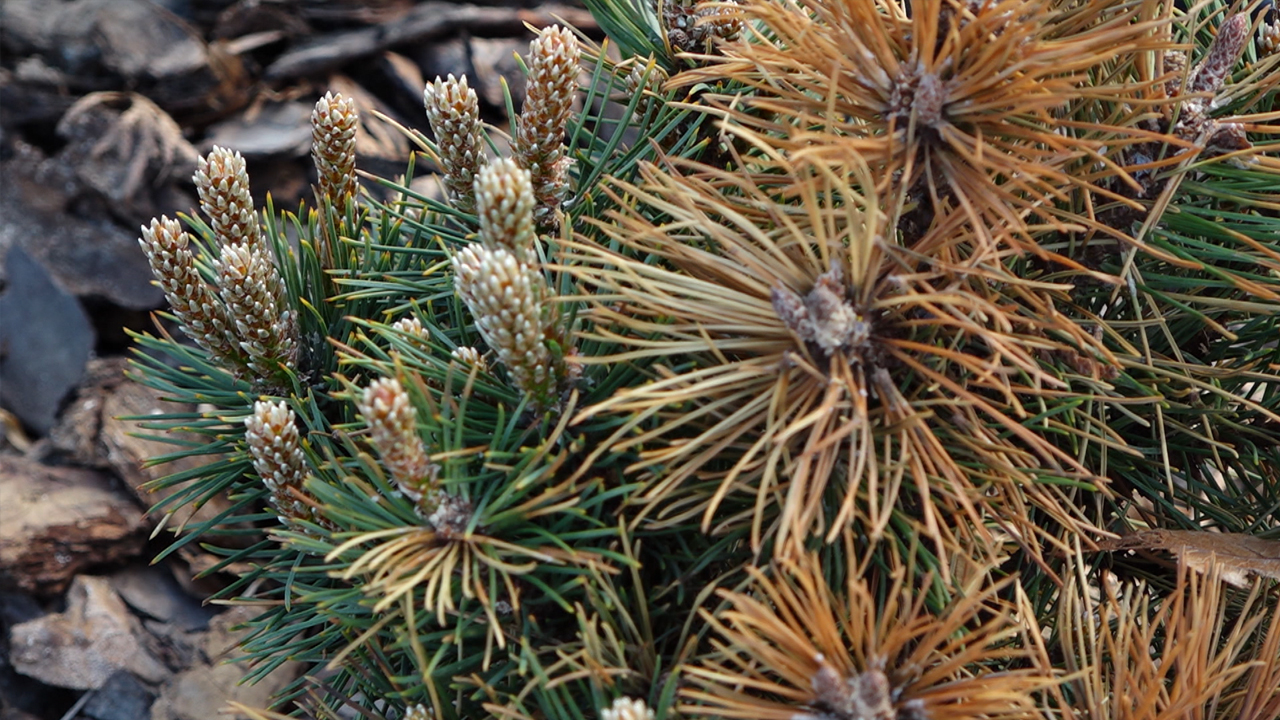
left=131, top=1, right=1280, bottom=717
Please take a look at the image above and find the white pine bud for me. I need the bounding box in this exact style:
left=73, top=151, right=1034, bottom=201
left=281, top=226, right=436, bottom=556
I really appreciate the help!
left=356, top=377, right=439, bottom=503
left=244, top=400, right=312, bottom=526
left=453, top=244, right=556, bottom=404
left=311, top=91, right=359, bottom=205
left=424, top=74, right=486, bottom=212
left=215, top=243, right=298, bottom=379
left=515, top=26, right=580, bottom=226
left=403, top=705, right=432, bottom=720
left=391, top=316, right=429, bottom=340
left=600, top=698, right=655, bottom=720
left=1262, top=19, right=1280, bottom=57
left=474, top=158, right=536, bottom=263
left=138, top=216, right=241, bottom=364
left=194, top=147, right=262, bottom=251
left=450, top=346, right=487, bottom=371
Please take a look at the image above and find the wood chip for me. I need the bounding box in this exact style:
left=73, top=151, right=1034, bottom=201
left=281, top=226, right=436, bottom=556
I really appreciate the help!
left=264, top=2, right=596, bottom=81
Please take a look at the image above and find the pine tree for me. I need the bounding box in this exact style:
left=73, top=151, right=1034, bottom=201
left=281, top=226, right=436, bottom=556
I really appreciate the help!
left=130, top=1, right=1280, bottom=718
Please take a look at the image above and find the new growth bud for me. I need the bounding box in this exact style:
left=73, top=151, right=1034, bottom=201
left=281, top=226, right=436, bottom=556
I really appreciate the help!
left=138, top=217, right=240, bottom=364
left=424, top=74, right=486, bottom=212
left=453, top=244, right=558, bottom=406
left=475, top=158, right=537, bottom=263
left=624, top=59, right=669, bottom=97
left=515, top=25, right=580, bottom=228
left=1262, top=19, right=1280, bottom=57
left=391, top=316, right=429, bottom=341
left=195, top=147, right=262, bottom=250
left=215, top=243, right=298, bottom=379
left=311, top=91, right=360, bottom=206
left=143, top=151, right=300, bottom=386
left=600, top=698, right=655, bottom=720
left=192, top=147, right=299, bottom=383
left=451, top=346, right=487, bottom=371
left=244, top=400, right=313, bottom=527
left=403, top=705, right=432, bottom=720
left=356, top=377, right=440, bottom=504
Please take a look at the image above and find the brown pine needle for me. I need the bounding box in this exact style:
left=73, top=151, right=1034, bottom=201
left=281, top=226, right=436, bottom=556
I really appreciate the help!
left=564, top=154, right=1116, bottom=559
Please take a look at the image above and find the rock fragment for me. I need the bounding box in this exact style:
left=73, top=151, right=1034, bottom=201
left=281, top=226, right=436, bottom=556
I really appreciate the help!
left=83, top=670, right=157, bottom=720
left=149, top=606, right=303, bottom=720
left=0, top=248, right=96, bottom=435
left=8, top=576, right=169, bottom=690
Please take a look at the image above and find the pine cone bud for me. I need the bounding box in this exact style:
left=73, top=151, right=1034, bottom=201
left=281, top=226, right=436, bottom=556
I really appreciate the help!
left=356, top=377, right=439, bottom=503
left=391, top=316, right=429, bottom=340
left=311, top=91, right=359, bottom=206
left=1262, top=19, right=1280, bottom=57
left=475, top=158, right=536, bottom=263
left=403, top=705, right=432, bottom=720
left=665, top=0, right=740, bottom=51
left=194, top=147, right=262, bottom=250
left=244, top=400, right=312, bottom=526
left=624, top=60, right=669, bottom=97
left=1162, top=51, right=1187, bottom=96
left=423, top=491, right=472, bottom=540
left=771, top=266, right=870, bottom=357
left=600, top=698, right=655, bottom=720
left=450, top=346, right=487, bottom=370
left=424, top=74, right=486, bottom=212
left=515, top=26, right=580, bottom=226
left=808, top=656, right=901, bottom=720
left=138, top=216, right=241, bottom=364
left=664, top=0, right=698, bottom=50
left=1189, top=13, right=1248, bottom=95
left=453, top=244, right=556, bottom=404
left=215, top=243, right=298, bottom=380
left=694, top=1, right=743, bottom=44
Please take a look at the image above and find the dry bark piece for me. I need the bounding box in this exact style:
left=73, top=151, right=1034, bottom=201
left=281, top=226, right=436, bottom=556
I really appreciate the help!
left=8, top=576, right=170, bottom=690
left=212, top=0, right=311, bottom=42
left=56, top=92, right=201, bottom=217
left=377, top=51, right=428, bottom=119
left=98, top=378, right=249, bottom=540
left=0, top=0, right=248, bottom=119
left=148, top=606, right=303, bottom=720
left=264, top=2, right=596, bottom=81
left=203, top=100, right=314, bottom=159
left=109, top=564, right=217, bottom=633
left=0, top=139, right=167, bottom=309
left=0, top=70, right=76, bottom=129
left=1100, top=529, right=1280, bottom=587
left=47, top=357, right=131, bottom=464
left=470, top=37, right=531, bottom=109
left=82, top=670, right=157, bottom=720
left=299, top=0, right=414, bottom=24
left=99, top=377, right=258, bottom=589
left=0, top=455, right=145, bottom=596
